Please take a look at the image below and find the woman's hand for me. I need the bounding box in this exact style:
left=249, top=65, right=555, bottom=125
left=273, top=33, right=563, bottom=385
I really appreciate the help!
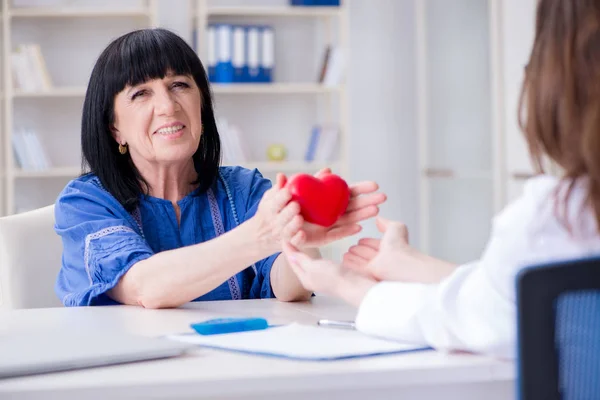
left=295, top=169, right=387, bottom=249
left=343, top=217, right=458, bottom=283
left=282, top=242, right=376, bottom=307
left=251, top=173, right=304, bottom=255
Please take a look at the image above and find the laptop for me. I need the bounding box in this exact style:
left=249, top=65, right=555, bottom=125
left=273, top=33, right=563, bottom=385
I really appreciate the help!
left=0, top=331, right=193, bottom=379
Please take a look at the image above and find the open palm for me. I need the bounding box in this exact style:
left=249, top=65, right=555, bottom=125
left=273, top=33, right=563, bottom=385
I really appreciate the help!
left=298, top=169, right=386, bottom=249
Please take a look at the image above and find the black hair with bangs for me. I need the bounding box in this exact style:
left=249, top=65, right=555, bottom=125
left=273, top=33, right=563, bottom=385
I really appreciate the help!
left=81, top=28, right=220, bottom=211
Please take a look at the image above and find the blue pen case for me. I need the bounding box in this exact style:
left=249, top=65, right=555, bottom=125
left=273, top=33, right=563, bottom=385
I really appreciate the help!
left=190, top=317, right=269, bottom=335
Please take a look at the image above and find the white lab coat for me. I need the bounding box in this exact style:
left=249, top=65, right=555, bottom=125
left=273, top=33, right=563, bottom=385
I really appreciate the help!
left=355, top=175, right=600, bottom=359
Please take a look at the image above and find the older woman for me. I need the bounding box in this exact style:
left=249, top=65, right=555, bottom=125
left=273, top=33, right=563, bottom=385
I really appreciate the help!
left=55, top=28, right=385, bottom=308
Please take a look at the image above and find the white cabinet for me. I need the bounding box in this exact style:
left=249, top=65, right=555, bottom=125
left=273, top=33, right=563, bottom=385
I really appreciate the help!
left=415, top=0, right=542, bottom=264
left=416, top=0, right=497, bottom=264
left=500, top=0, right=537, bottom=202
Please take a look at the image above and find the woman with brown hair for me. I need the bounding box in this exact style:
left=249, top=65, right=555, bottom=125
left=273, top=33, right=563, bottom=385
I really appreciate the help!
left=282, top=0, right=600, bottom=359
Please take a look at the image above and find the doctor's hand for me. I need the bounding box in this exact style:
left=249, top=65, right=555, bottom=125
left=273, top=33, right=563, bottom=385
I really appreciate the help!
left=282, top=242, right=376, bottom=307
left=343, top=217, right=458, bottom=284
left=294, top=168, right=387, bottom=250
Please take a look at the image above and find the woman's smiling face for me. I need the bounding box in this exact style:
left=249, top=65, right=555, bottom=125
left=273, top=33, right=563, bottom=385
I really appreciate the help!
left=111, top=71, right=203, bottom=167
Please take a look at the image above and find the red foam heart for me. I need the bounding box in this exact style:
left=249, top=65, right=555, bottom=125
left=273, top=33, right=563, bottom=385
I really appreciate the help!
left=286, top=173, right=350, bottom=227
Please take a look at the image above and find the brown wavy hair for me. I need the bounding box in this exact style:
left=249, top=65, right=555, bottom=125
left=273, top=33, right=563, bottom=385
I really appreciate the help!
left=519, top=0, right=600, bottom=232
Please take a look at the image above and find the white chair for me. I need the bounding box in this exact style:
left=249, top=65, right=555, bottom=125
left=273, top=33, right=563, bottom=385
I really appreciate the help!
left=0, top=205, right=63, bottom=309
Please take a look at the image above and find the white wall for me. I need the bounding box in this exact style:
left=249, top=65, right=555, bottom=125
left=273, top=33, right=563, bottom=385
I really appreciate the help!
left=500, top=0, right=537, bottom=203
left=347, top=0, right=419, bottom=242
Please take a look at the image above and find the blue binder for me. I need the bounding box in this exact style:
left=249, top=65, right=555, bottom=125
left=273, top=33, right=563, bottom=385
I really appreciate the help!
left=214, top=24, right=233, bottom=83
left=232, top=25, right=247, bottom=83
left=246, top=26, right=261, bottom=83
left=259, top=26, right=274, bottom=83
left=304, top=125, right=321, bottom=162
left=206, top=25, right=217, bottom=82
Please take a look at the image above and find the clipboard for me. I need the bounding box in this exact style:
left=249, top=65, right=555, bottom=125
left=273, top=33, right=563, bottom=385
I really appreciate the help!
left=167, top=323, right=430, bottom=361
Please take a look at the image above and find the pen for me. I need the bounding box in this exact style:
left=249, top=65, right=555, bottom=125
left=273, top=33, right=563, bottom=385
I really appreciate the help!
left=317, top=319, right=356, bottom=330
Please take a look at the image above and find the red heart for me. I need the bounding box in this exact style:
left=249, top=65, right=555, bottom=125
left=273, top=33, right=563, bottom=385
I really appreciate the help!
left=286, top=173, right=350, bottom=227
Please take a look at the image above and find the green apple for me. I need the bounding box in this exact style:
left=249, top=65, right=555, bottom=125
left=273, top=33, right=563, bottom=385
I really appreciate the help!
left=266, top=144, right=287, bottom=162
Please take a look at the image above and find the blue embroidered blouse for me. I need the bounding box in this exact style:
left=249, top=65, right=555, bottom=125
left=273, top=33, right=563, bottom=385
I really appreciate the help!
left=54, top=166, right=279, bottom=307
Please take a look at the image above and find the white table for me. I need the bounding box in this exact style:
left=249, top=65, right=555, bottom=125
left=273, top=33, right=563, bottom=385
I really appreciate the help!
left=0, top=296, right=515, bottom=400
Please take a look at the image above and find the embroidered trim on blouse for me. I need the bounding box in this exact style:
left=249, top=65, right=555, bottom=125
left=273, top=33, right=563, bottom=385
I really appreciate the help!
left=89, top=175, right=145, bottom=238
left=131, top=207, right=145, bottom=239
left=84, top=226, right=136, bottom=285
left=219, top=173, right=258, bottom=275
left=207, top=187, right=242, bottom=300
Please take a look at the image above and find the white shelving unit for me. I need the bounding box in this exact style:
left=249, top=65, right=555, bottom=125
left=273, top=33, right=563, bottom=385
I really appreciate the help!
left=13, top=86, right=87, bottom=98
left=1, top=0, right=158, bottom=215
left=192, top=0, right=349, bottom=259
left=415, top=0, right=500, bottom=264
left=206, top=5, right=342, bottom=17
left=9, top=7, right=153, bottom=18
left=0, top=3, right=4, bottom=216
left=192, top=0, right=349, bottom=182
left=499, top=0, right=539, bottom=204
left=211, top=82, right=343, bottom=95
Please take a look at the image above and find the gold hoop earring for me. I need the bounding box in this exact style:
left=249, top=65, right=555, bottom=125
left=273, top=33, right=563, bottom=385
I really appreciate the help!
left=118, top=143, right=128, bottom=155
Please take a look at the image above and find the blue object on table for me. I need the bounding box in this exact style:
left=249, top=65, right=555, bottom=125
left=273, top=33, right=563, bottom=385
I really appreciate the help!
left=191, top=318, right=270, bottom=335
left=290, top=0, right=313, bottom=5
left=290, top=0, right=340, bottom=5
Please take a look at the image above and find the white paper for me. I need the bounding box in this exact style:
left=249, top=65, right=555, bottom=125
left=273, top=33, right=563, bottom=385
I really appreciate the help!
left=167, top=323, right=428, bottom=360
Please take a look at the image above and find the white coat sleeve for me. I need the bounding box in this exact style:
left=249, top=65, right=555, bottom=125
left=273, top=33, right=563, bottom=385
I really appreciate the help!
left=354, top=177, right=562, bottom=359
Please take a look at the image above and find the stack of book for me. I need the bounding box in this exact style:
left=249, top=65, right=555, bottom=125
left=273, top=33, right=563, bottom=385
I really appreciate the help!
left=12, top=128, right=51, bottom=170
left=10, top=44, right=53, bottom=92
left=317, top=45, right=344, bottom=86
left=217, top=118, right=250, bottom=164
left=304, top=125, right=340, bottom=162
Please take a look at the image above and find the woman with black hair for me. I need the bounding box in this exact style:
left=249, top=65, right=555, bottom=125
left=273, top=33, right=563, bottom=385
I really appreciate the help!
left=54, top=28, right=386, bottom=308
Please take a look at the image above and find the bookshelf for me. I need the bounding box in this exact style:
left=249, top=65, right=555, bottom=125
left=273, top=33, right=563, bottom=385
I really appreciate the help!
left=13, top=86, right=87, bottom=98
left=193, top=0, right=349, bottom=183
left=8, top=7, right=153, bottom=18
left=212, top=82, right=343, bottom=94
left=206, top=5, right=342, bottom=17
left=0, top=2, right=4, bottom=217
left=193, top=0, right=349, bottom=258
left=1, top=0, right=158, bottom=215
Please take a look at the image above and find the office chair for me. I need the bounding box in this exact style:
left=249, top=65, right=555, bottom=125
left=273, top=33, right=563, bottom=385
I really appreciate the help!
left=0, top=205, right=63, bottom=309
left=517, top=256, right=600, bottom=400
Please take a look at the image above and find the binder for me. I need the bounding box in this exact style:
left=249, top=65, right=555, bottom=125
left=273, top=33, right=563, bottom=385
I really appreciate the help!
left=304, top=125, right=321, bottom=162
left=246, top=26, right=261, bottom=83
left=260, top=26, right=274, bottom=83
left=214, top=24, right=233, bottom=83
left=206, top=25, right=217, bottom=82
left=232, top=25, right=247, bottom=83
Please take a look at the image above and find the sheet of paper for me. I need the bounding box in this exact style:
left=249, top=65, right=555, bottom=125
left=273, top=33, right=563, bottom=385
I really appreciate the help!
left=167, top=323, right=429, bottom=360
